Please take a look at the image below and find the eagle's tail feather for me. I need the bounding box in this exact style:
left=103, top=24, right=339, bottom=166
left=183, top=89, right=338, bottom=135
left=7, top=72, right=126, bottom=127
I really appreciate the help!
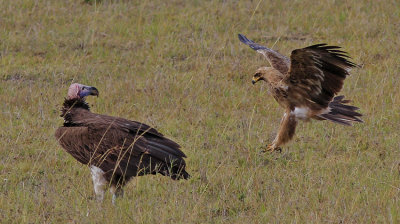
left=319, top=95, right=363, bottom=125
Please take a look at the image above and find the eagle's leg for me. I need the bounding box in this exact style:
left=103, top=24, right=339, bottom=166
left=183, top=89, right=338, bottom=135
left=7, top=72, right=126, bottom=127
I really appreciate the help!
left=90, top=166, right=107, bottom=202
left=265, top=112, right=297, bottom=152
left=110, top=184, right=124, bottom=205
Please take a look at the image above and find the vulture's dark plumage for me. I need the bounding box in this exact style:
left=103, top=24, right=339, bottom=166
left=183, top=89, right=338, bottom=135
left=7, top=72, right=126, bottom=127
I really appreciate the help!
left=55, top=83, right=189, bottom=203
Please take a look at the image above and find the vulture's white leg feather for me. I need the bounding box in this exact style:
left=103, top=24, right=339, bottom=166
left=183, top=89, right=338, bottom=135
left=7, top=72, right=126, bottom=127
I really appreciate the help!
left=90, top=166, right=107, bottom=202
left=110, top=185, right=124, bottom=205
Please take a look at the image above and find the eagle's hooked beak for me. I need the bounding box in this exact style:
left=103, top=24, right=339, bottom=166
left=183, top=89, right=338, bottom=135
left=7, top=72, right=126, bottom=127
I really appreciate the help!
left=252, top=76, right=261, bottom=85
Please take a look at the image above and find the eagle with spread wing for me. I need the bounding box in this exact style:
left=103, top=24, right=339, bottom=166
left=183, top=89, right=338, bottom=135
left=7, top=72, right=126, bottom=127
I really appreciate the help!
left=238, top=34, right=362, bottom=152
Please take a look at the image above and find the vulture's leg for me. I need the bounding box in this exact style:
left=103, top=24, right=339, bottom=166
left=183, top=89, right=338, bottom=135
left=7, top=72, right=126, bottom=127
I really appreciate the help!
left=265, top=111, right=297, bottom=152
left=90, top=166, right=107, bottom=202
left=110, top=184, right=124, bottom=205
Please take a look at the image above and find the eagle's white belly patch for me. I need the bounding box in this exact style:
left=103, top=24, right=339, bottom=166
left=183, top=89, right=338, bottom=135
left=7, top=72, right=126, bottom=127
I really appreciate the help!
left=291, top=107, right=309, bottom=120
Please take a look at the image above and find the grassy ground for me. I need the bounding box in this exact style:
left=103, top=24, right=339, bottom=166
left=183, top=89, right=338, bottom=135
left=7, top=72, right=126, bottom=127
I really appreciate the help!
left=1, top=0, right=400, bottom=223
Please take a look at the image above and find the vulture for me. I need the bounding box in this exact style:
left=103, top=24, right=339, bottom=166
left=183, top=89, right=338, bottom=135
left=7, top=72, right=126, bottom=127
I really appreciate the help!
left=238, top=34, right=362, bottom=152
left=55, top=83, right=189, bottom=204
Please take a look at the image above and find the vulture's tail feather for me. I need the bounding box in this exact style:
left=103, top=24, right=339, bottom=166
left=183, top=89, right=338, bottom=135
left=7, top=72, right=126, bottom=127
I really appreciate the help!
left=169, top=160, right=190, bottom=180
left=171, top=169, right=190, bottom=180
left=319, top=95, right=363, bottom=125
left=160, top=157, right=190, bottom=180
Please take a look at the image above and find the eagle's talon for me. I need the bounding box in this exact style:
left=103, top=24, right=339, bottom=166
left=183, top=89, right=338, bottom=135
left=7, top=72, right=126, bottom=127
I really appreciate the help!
left=262, top=144, right=282, bottom=153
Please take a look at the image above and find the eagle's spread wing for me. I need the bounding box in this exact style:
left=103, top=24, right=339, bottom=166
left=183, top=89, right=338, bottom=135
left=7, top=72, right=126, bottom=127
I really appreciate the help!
left=285, top=44, right=358, bottom=111
left=55, top=112, right=187, bottom=181
left=238, top=34, right=290, bottom=74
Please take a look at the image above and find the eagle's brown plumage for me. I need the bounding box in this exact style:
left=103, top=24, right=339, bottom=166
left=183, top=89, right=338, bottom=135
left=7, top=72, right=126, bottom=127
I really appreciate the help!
left=55, top=83, right=189, bottom=203
left=239, top=34, right=362, bottom=152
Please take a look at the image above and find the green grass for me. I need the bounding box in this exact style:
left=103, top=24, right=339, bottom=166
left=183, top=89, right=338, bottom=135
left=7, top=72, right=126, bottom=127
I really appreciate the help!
left=1, top=0, right=400, bottom=223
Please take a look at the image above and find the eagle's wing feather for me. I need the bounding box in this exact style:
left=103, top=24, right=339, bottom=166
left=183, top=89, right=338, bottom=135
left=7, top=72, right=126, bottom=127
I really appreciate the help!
left=285, top=44, right=357, bottom=110
left=238, top=34, right=290, bottom=74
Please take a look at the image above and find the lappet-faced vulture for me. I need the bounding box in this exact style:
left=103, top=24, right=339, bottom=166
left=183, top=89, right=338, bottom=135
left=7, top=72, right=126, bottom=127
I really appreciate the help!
left=55, top=83, right=189, bottom=203
left=238, top=34, right=363, bottom=152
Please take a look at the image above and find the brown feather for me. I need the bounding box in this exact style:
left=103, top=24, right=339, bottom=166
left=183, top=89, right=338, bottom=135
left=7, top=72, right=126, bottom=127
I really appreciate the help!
left=55, top=98, right=190, bottom=186
left=239, top=35, right=363, bottom=150
left=271, top=111, right=298, bottom=148
left=238, top=34, right=290, bottom=74
left=286, top=44, right=357, bottom=109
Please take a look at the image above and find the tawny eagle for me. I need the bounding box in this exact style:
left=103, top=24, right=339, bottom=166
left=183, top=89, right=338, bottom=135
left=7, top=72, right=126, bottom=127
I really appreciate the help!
left=55, top=83, right=189, bottom=203
left=238, top=34, right=362, bottom=152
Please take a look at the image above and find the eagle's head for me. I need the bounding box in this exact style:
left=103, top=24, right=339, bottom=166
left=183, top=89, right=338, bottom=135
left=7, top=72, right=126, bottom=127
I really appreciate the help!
left=67, top=83, right=99, bottom=100
left=252, top=67, right=276, bottom=85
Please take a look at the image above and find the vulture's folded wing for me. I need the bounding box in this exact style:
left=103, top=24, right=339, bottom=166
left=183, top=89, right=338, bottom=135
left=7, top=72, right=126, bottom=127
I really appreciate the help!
left=55, top=126, right=94, bottom=165
left=62, top=112, right=186, bottom=171
left=285, top=44, right=358, bottom=110
left=68, top=111, right=186, bottom=158
left=238, top=34, right=290, bottom=74
left=92, top=117, right=188, bottom=179
left=108, top=116, right=186, bottom=158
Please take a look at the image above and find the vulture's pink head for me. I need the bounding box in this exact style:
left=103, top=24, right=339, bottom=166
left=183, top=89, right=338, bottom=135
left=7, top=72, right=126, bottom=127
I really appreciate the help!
left=67, top=83, right=99, bottom=100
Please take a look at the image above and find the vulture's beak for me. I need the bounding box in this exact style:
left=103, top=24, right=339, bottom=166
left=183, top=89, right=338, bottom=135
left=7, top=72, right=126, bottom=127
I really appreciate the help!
left=89, top=87, right=99, bottom=97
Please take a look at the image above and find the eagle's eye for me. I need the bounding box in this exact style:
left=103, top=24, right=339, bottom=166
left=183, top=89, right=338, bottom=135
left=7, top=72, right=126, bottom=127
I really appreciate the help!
left=254, top=73, right=261, bottom=78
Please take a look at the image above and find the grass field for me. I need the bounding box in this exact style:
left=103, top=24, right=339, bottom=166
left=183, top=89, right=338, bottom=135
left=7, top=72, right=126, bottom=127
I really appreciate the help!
left=1, top=0, right=400, bottom=223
